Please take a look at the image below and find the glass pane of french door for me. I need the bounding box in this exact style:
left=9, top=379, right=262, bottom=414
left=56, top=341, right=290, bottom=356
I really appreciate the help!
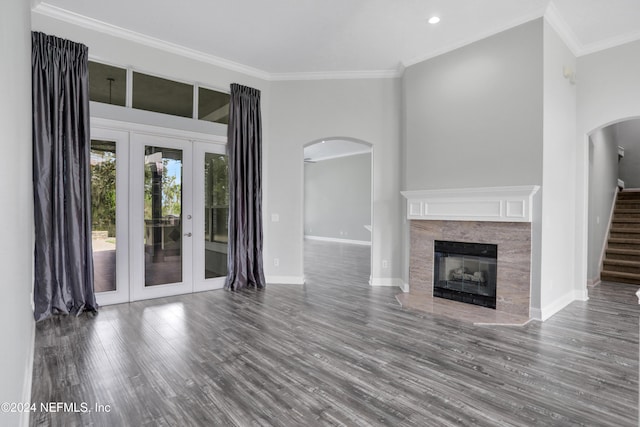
left=204, top=152, right=228, bottom=279
left=144, top=145, right=184, bottom=286
left=91, top=127, right=130, bottom=306
left=91, top=139, right=117, bottom=292
left=194, top=142, right=228, bottom=292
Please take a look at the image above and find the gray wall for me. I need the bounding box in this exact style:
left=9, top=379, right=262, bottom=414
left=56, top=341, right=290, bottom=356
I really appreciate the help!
left=615, top=120, right=640, bottom=188
left=401, top=18, right=545, bottom=306
left=0, top=0, right=35, bottom=425
left=304, top=153, right=372, bottom=242
left=587, top=126, right=619, bottom=282
left=403, top=19, right=544, bottom=191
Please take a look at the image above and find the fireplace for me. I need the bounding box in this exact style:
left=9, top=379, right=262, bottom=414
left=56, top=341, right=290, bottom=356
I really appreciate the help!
left=401, top=186, right=539, bottom=321
left=433, top=240, right=497, bottom=309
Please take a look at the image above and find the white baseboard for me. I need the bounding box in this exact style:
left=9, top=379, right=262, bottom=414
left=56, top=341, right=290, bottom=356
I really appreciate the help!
left=399, top=282, right=410, bottom=293
left=369, top=277, right=404, bottom=290
left=529, top=307, right=542, bottom=321
left=266, top=275, right=305, bottom=285
left=20, top=321, right=35, bottom=427
left=531, top=289, right=586, bottom=321
left=304, top=235, right=371, bottom=246
left=577, top=286, right=589, bottom=301
left=586, top=277, right=601, bottom=287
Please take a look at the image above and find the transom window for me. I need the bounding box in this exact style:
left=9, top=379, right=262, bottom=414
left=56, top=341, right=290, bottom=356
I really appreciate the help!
left=88, top=61, right=230, bottom=125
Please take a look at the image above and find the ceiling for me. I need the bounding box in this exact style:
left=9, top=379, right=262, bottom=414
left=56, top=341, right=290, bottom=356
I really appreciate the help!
left=33, top=0, right=640, bottom=79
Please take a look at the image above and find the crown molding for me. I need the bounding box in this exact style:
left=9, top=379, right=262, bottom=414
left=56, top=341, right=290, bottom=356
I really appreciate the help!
left=578, top=29, right=640, bottom=57
left=32, top=2, right=401, bottom=82
left=269, top=69, right=401, bottom=81
left=32, top=2, right=271, bottom=80
left=544, top=0, right=640, bottom=58
left=403, top=8, right=547, bottom=68
left=34, top=1, right=640, bottom=79
left=544, top=1, right=581, bottom=56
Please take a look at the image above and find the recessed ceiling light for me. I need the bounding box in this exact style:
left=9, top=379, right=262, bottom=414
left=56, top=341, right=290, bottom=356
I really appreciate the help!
left=428, top=16, right=440, bottom=24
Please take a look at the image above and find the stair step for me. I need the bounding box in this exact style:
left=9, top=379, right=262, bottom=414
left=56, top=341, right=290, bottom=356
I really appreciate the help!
left=610, top=227, right=640, bottom=233
left=600, top=270, right=640, bottom=285
left=614, top=214, right=640, bottom=220
left=617, top=190, right=640, bottom=198
left=607, top=241, right=640, bottom=250
left=616, top=207, right=640, bottom=212
left=610, top=230, right=640, bottom=239
left=614, top=212, right=640, bottom=219
left=605, top=248, right=640, bottom=262
left=608, top=237, right=640, bottom=244
left=602, top=259, right=640, bottom=274
left=604, top=258, right=640, bottom=266
left=612, top=218, right=640, bottom=225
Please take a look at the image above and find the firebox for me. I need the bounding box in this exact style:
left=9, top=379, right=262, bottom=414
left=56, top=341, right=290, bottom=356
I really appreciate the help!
left=433, top=240, right=497, bottom=309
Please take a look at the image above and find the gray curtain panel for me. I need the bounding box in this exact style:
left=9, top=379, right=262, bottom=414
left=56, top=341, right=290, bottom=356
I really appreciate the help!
left=225, top=84, right=266, bottom=291
left=32, top=32, right=97, bottom=321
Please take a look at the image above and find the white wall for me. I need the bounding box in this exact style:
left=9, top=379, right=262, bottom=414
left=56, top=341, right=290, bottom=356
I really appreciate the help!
left=267, top=79, right=402, bottom=286
left=615, top=120, right=640, bottom=188
left=402, top=19, right=544, bottom=191
left=304, top=153, right=372, bottom=243
left=0, top=1, right=35, bottom=426
left=587, top=126, right=619, bottom=283
left=538, top=21, right=579, bottom=319
left=576, top=39, right=640, bottom=296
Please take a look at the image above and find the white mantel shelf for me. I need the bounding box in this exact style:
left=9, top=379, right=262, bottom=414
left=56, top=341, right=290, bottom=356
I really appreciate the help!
left=401, top=185, right=540, bottom=223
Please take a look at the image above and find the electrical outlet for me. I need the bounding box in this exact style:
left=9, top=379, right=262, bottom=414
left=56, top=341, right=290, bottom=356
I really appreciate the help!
left=274, top=258, right=279, bottom=267
left=382, top=260, right=388, bottom=269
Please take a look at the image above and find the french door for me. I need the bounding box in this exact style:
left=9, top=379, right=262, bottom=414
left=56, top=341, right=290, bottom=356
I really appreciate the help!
left=129, top=133, right=193, bottom=300
left=92, top=127, right=228, bottom=305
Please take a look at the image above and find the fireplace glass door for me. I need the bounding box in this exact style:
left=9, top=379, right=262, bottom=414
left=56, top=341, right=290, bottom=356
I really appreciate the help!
left=433, top=240, right=497, bottom=309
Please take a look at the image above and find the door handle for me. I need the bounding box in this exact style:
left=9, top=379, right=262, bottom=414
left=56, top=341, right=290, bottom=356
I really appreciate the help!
left=184, top=232, right=192, bottom=237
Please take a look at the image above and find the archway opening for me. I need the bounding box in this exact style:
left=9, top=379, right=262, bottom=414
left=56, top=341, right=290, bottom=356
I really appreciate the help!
left=587, top=117, right=640, bottom=288
left=302, top=138, right=373, bottom=287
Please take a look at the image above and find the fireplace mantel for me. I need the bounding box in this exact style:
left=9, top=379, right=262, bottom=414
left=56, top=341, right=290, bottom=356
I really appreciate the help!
left=401, top=185, right=540, bottom=223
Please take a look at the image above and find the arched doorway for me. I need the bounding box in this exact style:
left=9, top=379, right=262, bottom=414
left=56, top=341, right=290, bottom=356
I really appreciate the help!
left=587, top=117, right=640, bottom=287
left=302, top=137, right=373, bottom=286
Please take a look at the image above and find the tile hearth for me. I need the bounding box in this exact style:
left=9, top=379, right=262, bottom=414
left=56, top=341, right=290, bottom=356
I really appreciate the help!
left=395, top=293, right=531, bottom=326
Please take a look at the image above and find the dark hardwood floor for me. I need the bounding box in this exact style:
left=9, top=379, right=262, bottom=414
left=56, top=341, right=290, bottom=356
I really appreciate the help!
left=30, top=241, right=639, bottom=426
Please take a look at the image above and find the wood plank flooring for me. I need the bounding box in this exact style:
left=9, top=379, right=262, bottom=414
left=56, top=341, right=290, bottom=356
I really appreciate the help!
left=30, top=240, right=639, bottom=426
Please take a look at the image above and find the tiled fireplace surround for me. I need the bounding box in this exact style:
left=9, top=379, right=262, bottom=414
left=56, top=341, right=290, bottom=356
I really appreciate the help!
left=399, top=186, right=539, bottom=325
